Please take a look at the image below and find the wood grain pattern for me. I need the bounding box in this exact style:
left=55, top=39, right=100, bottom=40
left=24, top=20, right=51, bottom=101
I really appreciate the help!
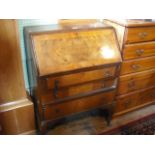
left=45, top=66, right=116, bottom=90
left=0, top=20, right=35, bottom=135
left=0, top=20, right=26, bottom=103
left=44, top=90, right=116, bottom=121
left=0, top=102, right=35, bottom=135
left=115, top=87, right=155, bottom=115
left=120, top=56, right=155, bottom=75
left=25, top=24, right=121, bottom=133
left=125, top=27, right=155, bottom=43
left=104, top=19, right=155, bottom=117
left=104, top=19, right=125, bottom=50
left=118, top=69, right=155, bottom=95
left=41, top=79, right=115, bottom=104
left=31, top=28, right=121, bottom=76
left=59, top=19, right=98, bottom=27
left=104, top=19, right=155, bottom=27
left=123, top=41, right=155, bottom=60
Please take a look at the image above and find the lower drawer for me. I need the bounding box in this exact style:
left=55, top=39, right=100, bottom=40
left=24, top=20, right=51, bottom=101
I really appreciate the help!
left=42, top=90, right=116, bottom=121
left=41, top=79, right=115, bottom=104
left=115, top=87, right=155, bottom=115
left=118, top=69, right=155, bottom=95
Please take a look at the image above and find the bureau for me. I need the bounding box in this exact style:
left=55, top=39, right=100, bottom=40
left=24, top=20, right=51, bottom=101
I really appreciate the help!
left=104, top=19, right=155, bottom=116
left=24, top=23, right=121, bottom=133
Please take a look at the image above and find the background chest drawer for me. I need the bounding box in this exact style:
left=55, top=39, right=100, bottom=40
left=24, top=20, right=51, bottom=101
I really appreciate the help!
left=115, top=92, right=139, bottom=113
left=115, top=87, right=155, bottom=114
left=41, top=79, right=116, bottom=104
left=120, top=56, right=155, bottom=75
left=123, top=41, right=155, bottom=60
left=118, top=69, right=155, bottom=95
left=125, top=27, right=155, bottom=44
left=45, top=66, right=116, bottom=90
left=43, top=90, right=116, bottom=121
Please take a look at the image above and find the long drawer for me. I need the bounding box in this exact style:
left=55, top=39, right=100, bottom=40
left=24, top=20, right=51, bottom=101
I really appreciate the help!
left=125, top=27, right=155, bottom=44
left=123, top=41, right=155, bottom=60
left=43, top=66, right=116, bottom=90
left=42, top=90, right=116, bottom=121
left=118, top=69, right=155, bottom=95
left=41, top=79, right=116, bottom=104
left=115, top=87, right=155, bottom=114
left=120, top=56, right=155, bottom=75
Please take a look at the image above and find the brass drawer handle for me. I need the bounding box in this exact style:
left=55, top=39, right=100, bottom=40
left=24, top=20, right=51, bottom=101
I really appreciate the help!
left=53, top=80, right=59, bottom=99
left=136, top=49, right=144, bottom=56
left=55, top=108, right=60, bottom=114
left=124, top=100, right=131, bottom=109
left=128, top=81, right=135, bottom=88
left=102, top=83, right=105, bottom=88
left=104, top=71, right=112, bottom=78
left=131, top=64, right=140, bottom=71
left=138, top=32, right=148, bottom=38
left=150, top=93, right=155, bottom=98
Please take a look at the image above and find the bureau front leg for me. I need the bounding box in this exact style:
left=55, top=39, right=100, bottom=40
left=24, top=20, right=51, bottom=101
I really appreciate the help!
left=105, top=107, right=113, bottom=126
left=100, top=102, right=115, bottom=126
left=39, top=121, right=48, bottom=135
left=38, top=105, right=48, bottom=134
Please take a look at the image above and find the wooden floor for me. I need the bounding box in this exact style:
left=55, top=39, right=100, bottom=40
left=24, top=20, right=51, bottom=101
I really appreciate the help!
left=47, top=104, right=155, bottom=135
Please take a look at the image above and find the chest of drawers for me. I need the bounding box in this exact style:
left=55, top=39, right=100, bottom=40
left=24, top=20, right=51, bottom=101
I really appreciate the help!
left=24, top=23, right=121, bottom=133
left=104, top=19, right=155, bottom=116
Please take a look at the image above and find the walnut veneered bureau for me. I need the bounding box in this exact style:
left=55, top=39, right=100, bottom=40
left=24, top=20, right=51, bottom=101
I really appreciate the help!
left=24, top=23, right=121, bottom=133
left=104, top=19, right=155, bottom=116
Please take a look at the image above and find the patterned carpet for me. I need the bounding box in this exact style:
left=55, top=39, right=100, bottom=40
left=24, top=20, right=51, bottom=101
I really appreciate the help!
left=46, top=104, right=155, bottom=135
left=47, top=111, right=155, bottom=135
left=101, top=113, right=155, bottom=135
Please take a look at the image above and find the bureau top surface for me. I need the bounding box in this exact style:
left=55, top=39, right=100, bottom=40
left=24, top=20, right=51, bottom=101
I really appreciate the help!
left=25, top=23, right=121, bottom=76
left=105, top=19, right=155, bottom=27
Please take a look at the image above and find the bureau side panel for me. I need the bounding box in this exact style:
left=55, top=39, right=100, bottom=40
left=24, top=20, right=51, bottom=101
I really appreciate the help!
left=104, top=20, right=126, bottom=50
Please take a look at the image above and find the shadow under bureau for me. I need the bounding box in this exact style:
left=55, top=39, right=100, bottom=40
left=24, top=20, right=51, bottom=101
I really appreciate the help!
left=24, top=23, right=122, bottom=134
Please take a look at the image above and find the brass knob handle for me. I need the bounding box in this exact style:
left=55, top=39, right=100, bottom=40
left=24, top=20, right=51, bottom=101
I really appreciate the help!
left=124, top=100, right=131, bottom=109
left=139, top=32, right=148, bottom=38
left=104, top=71, right=111, bottom=78
left=102, top=83, right=105, bottom=88
left=150, top=93, right=155, bottom=98
left=55, top=108, right=60, bottom=114
left=131, top=64, right=140, bottom=71
left=136, top=49, right=144, bottom=56
left=128, top=81, right=135, bottom=88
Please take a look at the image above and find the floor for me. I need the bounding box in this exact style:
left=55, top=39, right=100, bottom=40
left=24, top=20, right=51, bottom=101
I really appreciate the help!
left=47, top=104, right=155, bottom=135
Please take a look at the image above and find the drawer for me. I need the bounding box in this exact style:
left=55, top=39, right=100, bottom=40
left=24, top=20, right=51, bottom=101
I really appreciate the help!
left=120, top=56, right=155, bottom=75
left=43, top=90, right=116, bottom=121
left=41, top=79, right=116, bottom=104
left=45, top=66, right=116, bottom=90
left=125, top=27, right=155, bottom=44
left=115, top=87, right=155, bottom=114
left=118, top=69, right=155, bottom=95
left=123, top=41, right=155, bottom=60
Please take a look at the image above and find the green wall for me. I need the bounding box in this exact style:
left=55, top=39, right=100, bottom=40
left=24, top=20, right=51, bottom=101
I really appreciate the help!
left=18, top=19, right=58, bottom=91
